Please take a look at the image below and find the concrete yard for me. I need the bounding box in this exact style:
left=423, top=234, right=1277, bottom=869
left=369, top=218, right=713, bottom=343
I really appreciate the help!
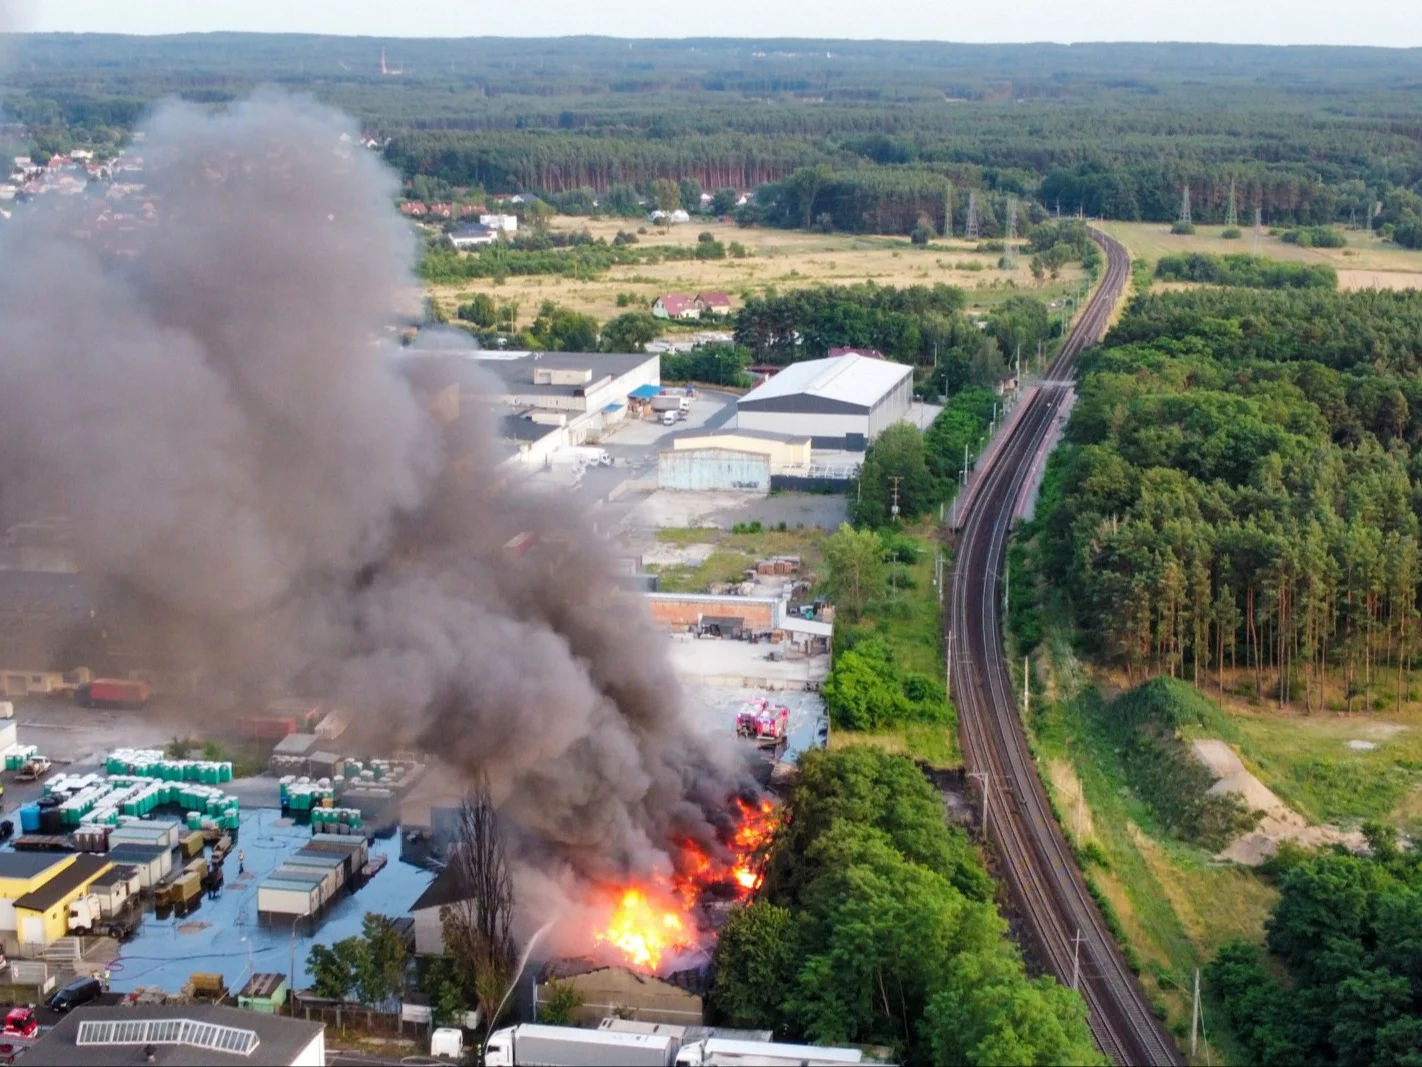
left=666, top=633, right=829, bottom=689
left=623, top=489, right=848, bottom=531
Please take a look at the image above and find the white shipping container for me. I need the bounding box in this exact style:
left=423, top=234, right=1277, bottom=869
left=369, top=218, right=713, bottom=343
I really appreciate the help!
left=257, top=881, right=322, bottom=917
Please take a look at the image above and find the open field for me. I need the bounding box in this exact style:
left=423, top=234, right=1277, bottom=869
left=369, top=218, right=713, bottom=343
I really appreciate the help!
left=1100, top=220, right=1422, bottom=291
left=426, top=216, right=1087, bottom=328
left=1027, top=636, right=1274, bottom=1057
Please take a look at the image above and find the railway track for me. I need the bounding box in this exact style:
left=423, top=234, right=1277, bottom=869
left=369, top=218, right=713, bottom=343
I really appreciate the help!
left=946, top=230, right=1183, bottom=1066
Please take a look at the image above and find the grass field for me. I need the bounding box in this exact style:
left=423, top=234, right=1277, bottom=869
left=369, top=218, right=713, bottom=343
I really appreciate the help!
left=426, top=216, right=1087, bottom=328
left=1099, top=220, right=1422, bottom=291
left=1026, top=634, right=1275, bottom=1060
left=647, top=525, right=826, bottom=594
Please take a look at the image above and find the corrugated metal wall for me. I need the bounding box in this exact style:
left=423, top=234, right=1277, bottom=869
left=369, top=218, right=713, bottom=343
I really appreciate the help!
left=658, top=448, right=770, bottom=492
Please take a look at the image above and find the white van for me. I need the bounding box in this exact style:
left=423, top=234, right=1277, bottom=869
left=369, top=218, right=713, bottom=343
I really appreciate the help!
left=662, top=410, right=678, bottom=425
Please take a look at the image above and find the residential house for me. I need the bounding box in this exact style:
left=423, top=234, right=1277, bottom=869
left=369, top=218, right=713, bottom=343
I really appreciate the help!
left=450, top=223, right=498, bottom=249
left=479, top=213, right=518, bottom=233
left=652, top=294, right=699, bottom=321
left=695, top=291, right=732, bottom=317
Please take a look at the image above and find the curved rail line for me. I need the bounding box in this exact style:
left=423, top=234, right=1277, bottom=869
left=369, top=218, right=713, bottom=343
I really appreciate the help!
left=947, top=229, right=1183, bottom=1066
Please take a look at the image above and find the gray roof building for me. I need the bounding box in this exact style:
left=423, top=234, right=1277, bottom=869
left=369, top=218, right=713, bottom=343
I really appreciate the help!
left=22, top=1003, right=325, bottom=1066
left=736, top=353, right=914, bottom=451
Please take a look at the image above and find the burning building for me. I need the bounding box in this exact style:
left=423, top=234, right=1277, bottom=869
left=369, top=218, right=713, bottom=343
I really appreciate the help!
left=0, top=89, right=764, bottom=957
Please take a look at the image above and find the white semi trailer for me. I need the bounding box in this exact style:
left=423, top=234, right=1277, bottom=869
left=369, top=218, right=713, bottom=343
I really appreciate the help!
left=675, top=1037, right=865, bottom=1066
left=483, top=1023, right=680, bottom=1066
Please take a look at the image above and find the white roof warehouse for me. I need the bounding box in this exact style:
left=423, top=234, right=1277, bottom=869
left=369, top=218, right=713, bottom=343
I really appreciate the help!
left=736, top=353, right=913, bottom=450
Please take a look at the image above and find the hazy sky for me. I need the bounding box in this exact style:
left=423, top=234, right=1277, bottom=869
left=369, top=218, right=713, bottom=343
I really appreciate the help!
left=10, top=0, right=1422, bottom=48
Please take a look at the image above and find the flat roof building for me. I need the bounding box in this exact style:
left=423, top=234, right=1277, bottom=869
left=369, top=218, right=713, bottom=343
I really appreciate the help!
left=736, top=353, right=914, bottom=450
left=22, top=1003, right=325, bottom=1066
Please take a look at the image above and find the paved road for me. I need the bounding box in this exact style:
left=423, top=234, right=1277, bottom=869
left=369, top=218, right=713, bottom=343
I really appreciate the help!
left=947, top=229, right=1183, bottom=1066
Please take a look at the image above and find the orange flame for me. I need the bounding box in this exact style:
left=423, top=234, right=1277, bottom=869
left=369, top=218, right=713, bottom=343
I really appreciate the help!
left=592, top=797, right=781, bottom=972
left=594, top=888, right=692, bottom=970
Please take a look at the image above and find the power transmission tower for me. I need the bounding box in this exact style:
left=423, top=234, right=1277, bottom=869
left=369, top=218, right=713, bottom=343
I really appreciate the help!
left=1224, top=180, right=1238, bottom=229
left=1367, top=197, right=1375, bottom=234
left=1252, top=205, right=1263, bottom=254
left=943, top=183, right=953, bottom=238
left=1178, top=184, right=1192, bottom=227
left=965, top=190, right=980, bottom=240
left=1003, top=197, right=1018, bottom=269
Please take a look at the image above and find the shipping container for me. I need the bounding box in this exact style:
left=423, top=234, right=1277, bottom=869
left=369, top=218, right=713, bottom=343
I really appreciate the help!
left=105, top=844, right=172, bottom=889
left=237, top=715, right=298, bottom=742
left=78, top=679, right=151, bottom=709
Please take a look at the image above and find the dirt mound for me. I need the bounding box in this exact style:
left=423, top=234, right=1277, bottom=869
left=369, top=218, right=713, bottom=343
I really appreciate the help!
left=1190, top=739, right=1366, bottom=865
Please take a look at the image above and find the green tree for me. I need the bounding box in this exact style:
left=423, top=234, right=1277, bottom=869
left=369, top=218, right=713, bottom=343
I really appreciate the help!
left=538, top=980, right=585, bottom=1026
left=678, top=177, right=703, bottom=213
left=709, top=902, right=798, bottom=1031
left=354, top=914, right=409, bottom=1010
left=651, top=178, right=681, bottom=230
left=457, top=293, right=498, bottom=328
left=820, top=523, right=886, bottom=620
left=422, top=957, right=471, bottom=1028
left=308, top=938, right=363, bottom=1001
left=852, top=423, right=937, bottom=527
left=711, top=188, right=739, bottom=216
left=530, top=300, right=599, bottom=352
left=601, top=311, right=661, bottom=353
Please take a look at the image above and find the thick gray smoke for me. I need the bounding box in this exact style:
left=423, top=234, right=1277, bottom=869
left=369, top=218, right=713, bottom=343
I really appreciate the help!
left=0, top=91, right=751, bottom=946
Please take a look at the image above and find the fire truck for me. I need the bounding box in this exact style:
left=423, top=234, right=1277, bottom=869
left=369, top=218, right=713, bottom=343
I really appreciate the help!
left=735, top=697, right=789, bottom=744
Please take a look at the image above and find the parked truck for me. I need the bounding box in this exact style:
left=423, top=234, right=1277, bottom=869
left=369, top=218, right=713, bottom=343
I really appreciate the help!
left=675, top=1038, right=865, bottom=1066
left=68, top=894, right=142, bottom=939
left=76, top=678, right=151, bottom=710
left=483, top=1024, right=679, bottom=1066
left=651, top=392, right=691, bottom=413
left=16, top=757, right=50, bottom=782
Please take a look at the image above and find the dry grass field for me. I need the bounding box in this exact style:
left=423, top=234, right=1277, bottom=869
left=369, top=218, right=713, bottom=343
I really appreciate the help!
left=1099, top=220, right=1422, bottom=291
left=426, top=215, right=1086, bottom=329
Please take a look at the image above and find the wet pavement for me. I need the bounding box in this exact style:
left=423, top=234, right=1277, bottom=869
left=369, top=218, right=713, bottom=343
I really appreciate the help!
left=688, top=685, right=827, bottom=766
left=103, top=810, right=433, bottom=996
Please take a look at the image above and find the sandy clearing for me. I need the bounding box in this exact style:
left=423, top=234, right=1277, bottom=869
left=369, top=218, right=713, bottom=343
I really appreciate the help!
left=1191, top=738, right=1366, bottom=865
left=1047, top=758, right=1097, bottom=842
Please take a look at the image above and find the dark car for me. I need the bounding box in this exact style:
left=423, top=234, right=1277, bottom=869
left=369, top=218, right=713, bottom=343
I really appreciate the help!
left=47, top=975, right=102, bottom=1013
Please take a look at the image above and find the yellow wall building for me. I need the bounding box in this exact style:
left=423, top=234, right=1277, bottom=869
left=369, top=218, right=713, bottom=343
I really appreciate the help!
left=13, top=854, right=111, bottom=947
left=670, top=429, right=812, bottom=471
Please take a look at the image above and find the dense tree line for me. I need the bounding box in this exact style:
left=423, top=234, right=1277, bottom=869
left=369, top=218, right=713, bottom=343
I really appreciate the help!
left=6, top=37, right=1420, bottom=238
left=1208, top=832, right=1422, bottom=1065
left=710, top=747, right=1101, bottom=1066
left=1040, top=287, right=1422, bottom=711
left=1154, top=252, right=1337, bottom=290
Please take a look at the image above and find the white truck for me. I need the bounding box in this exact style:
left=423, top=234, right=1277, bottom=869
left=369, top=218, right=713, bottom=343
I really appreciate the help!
left=675, top=1038, right=865, bottom=1067
left=650, top=392, right=691, bottom=413
left=484, top=1024, right=679, bottom=1066
left=549, top=446, right=613, bottom=468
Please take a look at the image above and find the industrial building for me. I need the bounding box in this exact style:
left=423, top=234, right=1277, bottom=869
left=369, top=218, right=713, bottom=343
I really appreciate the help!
left=398, top=349, right=659, bottom=467
left=736, top=352, right=914, bottom=449
left=659, top=428, right=816, bottom=492
left=670, top=429, right=812, bottom=470
left=22, top=1004, right=326, bottom=1066
left=645, top=592, right=785, bottom=633
left=13, top=853, right=111, bottom=947
left=536, top=963, right=705, bottom=1027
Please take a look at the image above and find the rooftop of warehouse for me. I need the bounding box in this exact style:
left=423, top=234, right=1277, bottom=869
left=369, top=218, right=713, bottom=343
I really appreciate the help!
left=738, top=352, right=912, bottom=407
left=397, top=350, right=652, bottom=396
left=13, top=853, right=110, bottom=912
left=0, top=851, right=73, bottom=881
left=21, top=1003, right=323, bottom=1066
left=670, top=427, right=812, bottom=444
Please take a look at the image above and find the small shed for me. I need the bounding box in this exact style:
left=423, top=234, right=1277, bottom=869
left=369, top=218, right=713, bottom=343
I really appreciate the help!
left=308, top=751, right=343, bottom=779
left=698, top=616, right=745, bottom=639
left=272, top=733, right=318, bottom=759
left=105, top=843, right=172, bottom=890
left=283, top=848, right=346, bottom=894
left=306, top=835, right=369, bottom=879
left=238, top=972, right=290, bottom=1014
left=258, top=869, right=326, bottom=918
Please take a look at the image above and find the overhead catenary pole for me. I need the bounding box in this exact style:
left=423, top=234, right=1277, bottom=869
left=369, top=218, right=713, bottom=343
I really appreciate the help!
left=1191, top=967, right=1201, bottom=1059
left=1071, top=929, right=1085, bottom=990
left=968, top=770, right=989, bottom=836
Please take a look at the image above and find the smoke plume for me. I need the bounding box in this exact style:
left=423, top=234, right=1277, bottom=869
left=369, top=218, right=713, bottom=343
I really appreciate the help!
left=0, top=91, right=751, bottom=946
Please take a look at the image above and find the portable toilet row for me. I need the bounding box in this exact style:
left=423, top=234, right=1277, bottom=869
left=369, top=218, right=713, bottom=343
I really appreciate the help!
left=4, top=745, right=38, bottom=771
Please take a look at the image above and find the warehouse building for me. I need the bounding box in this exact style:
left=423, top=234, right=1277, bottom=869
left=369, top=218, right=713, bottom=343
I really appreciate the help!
left=735, top=353, right=914, bottom=450
left=670, top=430, right=812, bottom=470
left=14, top=853, right=111, bottom=948
left=23, top=1003, right=326, bottom=1066
left=658, top=448, right=769, bottom=493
